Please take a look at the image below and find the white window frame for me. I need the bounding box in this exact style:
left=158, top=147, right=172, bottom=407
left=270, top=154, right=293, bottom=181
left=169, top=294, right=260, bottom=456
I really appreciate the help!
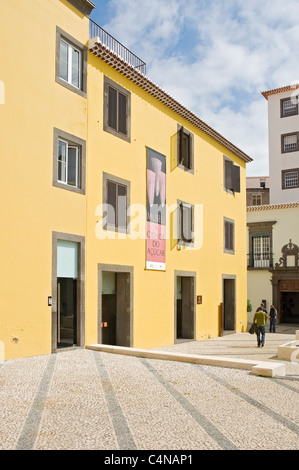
left=60, top=39, right=82, bottom=90
left=58, top=138, right=80, bottom=189
left=252, top=235, right=270, bottom=268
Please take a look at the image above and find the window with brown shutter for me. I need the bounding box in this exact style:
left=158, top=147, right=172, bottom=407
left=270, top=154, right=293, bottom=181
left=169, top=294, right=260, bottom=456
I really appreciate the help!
left=104, top=77, right=131, bottom=142
left=103, top=173, right=130, bottom=233
left=224, top=156, right=240, bottom=193
left=224, top=218, right=234, bottom=254
left=178, top=125, right=194, bottom=172
left=177, top=201, right=194, bottom=245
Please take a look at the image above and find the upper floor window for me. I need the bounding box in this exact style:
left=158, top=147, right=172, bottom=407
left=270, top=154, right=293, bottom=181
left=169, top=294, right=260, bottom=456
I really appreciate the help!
left=177, top=126, right=194, bottom=172
left=281, top=97, right=298, bottom=117
left=224, top=156, right=240, bottom=193
left=224, top=218, right=234, bottom=254
left=103, top=173, right=130, bottom=233
left=281, top=133, right=299, bottom=153
left=53, top=128, right=86, bottom=194
left=58, top=139, right=80, bottom=188
left=56, top=27, right=87, bottom=98
left=282, top=169, right=299, bottom=189
left=104, top=77, right=131, bottom=142
left=60, top=39, right=81, bottom=89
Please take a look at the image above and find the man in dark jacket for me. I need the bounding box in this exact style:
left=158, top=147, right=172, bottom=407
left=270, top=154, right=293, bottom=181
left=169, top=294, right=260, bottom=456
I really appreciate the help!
left=253, top=307, right=268, bottom=347
left=269, top=305, right=277, bottom=333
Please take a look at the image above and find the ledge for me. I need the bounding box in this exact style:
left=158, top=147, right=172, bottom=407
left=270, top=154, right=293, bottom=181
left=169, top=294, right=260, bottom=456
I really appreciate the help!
left=86, top=344, right=286, bottom=378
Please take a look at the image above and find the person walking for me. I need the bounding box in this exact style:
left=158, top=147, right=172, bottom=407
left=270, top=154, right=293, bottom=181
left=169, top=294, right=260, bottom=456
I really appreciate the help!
left=253, top=306, right=268, bottom=347
left=269, top=305, right=277, bottom=333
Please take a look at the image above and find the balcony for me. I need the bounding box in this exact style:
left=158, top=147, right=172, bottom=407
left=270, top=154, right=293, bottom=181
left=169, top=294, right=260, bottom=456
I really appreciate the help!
left=89, top=19, right=146, bottom=75
left=247, top=253, right=274, bottom=269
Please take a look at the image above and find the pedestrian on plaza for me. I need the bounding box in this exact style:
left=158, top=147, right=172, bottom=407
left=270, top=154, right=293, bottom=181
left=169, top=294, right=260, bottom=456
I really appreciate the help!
left=253, top=307, right=268, bottom=347
left=269, top=305, right=277, bottom=333
left=256, top=303, right=267, bottom=314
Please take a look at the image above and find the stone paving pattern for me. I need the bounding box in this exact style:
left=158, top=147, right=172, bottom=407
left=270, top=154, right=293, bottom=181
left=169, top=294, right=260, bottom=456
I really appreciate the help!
left=0, top=326, right=298, bottom=450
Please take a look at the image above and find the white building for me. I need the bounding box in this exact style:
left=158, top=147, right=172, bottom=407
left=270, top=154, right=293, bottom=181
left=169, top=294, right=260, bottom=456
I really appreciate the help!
left=247, top=85, right=299, bottom=324
left=262, top=84, right=299, bottom=205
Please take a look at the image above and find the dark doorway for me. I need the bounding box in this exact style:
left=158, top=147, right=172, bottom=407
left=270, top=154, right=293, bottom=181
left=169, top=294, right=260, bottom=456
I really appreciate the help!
left=100, top=270, right=132, bottom=347
left=223, top=278, right=235, bottom=331
left=57, top=278, right=77, bottom=348
left=281, top=292, right=299, bottom=323
left=176, top=275, right=195, bottom=340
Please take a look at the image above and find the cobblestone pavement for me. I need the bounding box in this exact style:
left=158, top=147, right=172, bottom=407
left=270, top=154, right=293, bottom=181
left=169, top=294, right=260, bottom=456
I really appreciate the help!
left=0, top=327, right=298, bottom=451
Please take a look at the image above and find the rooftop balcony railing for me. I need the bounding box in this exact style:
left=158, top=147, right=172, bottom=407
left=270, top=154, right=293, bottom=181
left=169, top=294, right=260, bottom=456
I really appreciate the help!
left=89, top=19, right=146, bottom=75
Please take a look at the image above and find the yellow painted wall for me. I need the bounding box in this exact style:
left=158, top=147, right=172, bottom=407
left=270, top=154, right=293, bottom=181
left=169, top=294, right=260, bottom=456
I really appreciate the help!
left=0, top=0, right=248, bottom=359
left=86, top=56, right=248, bottom=349
left=0, top=0, right=88, bottom=359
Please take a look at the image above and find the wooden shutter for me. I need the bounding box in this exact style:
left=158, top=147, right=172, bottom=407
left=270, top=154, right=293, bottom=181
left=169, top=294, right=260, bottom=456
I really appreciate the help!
left=108, top=86, right=117, bottom=130
left=225, top=220, right=234, bottom=251
left=107, top=181, right=117, bottom=227
left=225, top=159, right=233, bottom=190
left=118, top=92, right=127, bottom=135
left=232, top=165, right=240, bottom=192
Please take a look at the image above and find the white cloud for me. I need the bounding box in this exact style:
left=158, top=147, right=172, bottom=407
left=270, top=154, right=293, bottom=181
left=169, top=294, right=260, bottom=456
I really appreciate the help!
left=92, top=0, right=299, bottom=175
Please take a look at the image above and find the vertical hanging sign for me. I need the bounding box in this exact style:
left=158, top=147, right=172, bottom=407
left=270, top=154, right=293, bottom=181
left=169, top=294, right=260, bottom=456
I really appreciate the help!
left=146, top=147, right=166, bottom=270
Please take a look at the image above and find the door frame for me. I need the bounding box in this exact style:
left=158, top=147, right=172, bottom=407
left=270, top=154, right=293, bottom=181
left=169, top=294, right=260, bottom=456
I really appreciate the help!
left=174, top=270, right=196, bottom=343
left=97, top=264, right=133, bottom=347
left=222, top=274, right=236, bottom=332
left=52, top=232, right=85, bottom=353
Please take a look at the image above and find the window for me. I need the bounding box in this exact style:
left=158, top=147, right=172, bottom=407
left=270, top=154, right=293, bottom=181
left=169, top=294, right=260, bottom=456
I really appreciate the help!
left=247, top=221, right=276, bottom=269
left=56, top=27, right=87, bottom=97
left=252, top=235, right=270, bottom=268
left=252, top=194, right=262, bottom=206
left=224, top=156, right=240, bottom=193
left=281, top=133, right=299, bottom=153
left=281, top=97, right=298, bottom=117
left=58, top=139, right=80, bottom=188
left=104, top=77, right=131, bottom=142
left=53, top=128, right=86, bottom=194
left=177, top=201, right=193, bottom=245
left=103, top=173, right=130, bottom=233
left=224, top=218, right=234, bottom=253
left=178, top=126, right=194, bottom=171
left=282, top=169, right=299, bottom=189
left=60, top=39, right=81, bottom=89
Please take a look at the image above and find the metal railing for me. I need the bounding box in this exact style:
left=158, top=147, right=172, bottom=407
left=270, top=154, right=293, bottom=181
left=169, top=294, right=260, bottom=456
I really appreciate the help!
left=89, top=19, right=146, bottom=75
left=247, top=253, right=274, bottom=269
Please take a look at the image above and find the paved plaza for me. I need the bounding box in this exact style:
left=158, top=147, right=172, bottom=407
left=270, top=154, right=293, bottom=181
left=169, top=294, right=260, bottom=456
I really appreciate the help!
left=0, top=325, right=298, bottom=451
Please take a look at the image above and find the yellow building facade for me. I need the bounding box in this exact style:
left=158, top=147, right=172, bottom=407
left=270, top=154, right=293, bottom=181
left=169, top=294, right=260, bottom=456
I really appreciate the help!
left=0, top=0, right=252, bottom=360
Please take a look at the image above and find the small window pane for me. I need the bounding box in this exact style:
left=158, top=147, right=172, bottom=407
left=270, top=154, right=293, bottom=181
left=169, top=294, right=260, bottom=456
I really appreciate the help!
left=108, top=87, right=117, bottom=130
left=58, top=140, right=67, bottom=183
left=118, top=92, right=127, bottom=135
left=60, top=40, right=68, bottom=62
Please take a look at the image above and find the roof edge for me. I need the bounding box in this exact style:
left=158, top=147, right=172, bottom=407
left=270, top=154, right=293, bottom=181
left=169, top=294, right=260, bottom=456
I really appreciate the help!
left=89, top=39, right=253, bottom=164
left=261, top=84, right=299, bottom=100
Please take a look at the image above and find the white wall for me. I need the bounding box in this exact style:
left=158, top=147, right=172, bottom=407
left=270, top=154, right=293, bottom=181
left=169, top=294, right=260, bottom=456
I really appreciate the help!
left=268, top=91, right=299, bottom=204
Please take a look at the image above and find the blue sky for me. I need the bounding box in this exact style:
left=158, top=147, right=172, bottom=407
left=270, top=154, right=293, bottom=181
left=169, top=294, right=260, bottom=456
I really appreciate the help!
left=90, top=0, right=299, bottom=176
